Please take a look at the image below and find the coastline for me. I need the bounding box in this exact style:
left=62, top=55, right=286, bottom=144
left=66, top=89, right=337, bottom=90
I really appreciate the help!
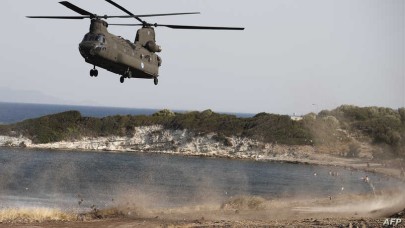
left=1, top=132, right=404, bottom=181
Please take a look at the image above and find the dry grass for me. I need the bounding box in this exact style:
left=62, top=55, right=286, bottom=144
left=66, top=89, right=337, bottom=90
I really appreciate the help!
left=221, top=195, right=266, bottom=210
left=0, top=207, right=75, bottom=223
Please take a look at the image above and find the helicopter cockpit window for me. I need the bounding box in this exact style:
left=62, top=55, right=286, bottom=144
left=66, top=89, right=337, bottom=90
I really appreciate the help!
left=97, top=35, right=105, bottom=43
left=82, top=34, right=105, bottom=43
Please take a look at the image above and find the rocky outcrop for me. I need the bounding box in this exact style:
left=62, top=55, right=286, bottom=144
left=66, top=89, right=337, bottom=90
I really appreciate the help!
left=0, top=135, right=29, bottom=147
left=0, top=125, right=318, bottom=159
left=0, top=125, right=375, bottom=166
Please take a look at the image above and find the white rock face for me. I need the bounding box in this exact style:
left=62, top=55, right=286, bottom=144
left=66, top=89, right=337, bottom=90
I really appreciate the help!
left=0, top=125, right=316, bottom=161
left=0, top=135, right=33, bottom=147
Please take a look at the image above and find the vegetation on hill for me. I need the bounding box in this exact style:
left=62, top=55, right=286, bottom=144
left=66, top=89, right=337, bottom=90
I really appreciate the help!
left=0, top=109, right=310, bottom=145
left=0, top=105, right=404, bottom=157
left=301, top=105, right=405, bottom=157
left=319, top=105, right=405, bottom=156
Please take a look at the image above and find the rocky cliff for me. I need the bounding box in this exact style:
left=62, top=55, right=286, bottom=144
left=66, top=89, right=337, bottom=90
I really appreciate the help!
left=2, top=105, right=403, bottom=162
left=1, top=124, right=377, bottom=168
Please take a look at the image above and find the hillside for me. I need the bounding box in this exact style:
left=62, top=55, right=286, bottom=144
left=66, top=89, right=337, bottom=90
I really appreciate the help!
left=0, top=105, right=404, bottom=158
left=0, top=109, right=310, bottom=145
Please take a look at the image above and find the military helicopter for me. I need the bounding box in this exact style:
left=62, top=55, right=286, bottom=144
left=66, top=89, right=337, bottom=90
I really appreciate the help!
left=27, top=0, right=244, bottom=85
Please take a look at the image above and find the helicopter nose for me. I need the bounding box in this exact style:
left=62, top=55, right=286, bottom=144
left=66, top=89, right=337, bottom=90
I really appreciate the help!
left=79, top=43, right=101, bottom=57
left=79, top=43, right=92, bottom=57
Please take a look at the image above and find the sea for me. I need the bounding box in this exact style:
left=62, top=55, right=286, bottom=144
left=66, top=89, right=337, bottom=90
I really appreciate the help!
left=0, top=102, right=402, bottom=210
left=0, top=147, right=400, bottom=210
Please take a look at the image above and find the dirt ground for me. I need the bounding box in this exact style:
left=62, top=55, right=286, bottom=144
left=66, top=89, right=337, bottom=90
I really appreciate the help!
left=0, top=218, right=395, bottom=228
left=1, top=191, right=404, bottom=228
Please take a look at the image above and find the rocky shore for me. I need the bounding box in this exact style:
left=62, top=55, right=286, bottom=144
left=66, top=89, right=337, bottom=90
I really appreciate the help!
left=0, top=125, right=341, bottom=160
left=2, top=124, right=402, bottom=179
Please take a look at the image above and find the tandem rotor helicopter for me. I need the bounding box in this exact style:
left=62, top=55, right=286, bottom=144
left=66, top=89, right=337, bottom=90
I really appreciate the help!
left=27, top=0, right=244, bottom=85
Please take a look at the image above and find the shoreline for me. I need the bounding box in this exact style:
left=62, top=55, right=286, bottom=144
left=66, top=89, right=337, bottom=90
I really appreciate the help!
left=1, top=141, right=404, bottom=181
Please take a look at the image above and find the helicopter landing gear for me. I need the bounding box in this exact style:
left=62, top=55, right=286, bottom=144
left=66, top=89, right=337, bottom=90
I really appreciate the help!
left=90, top=66, right=98, bottom=77
left=153, top=77, right=158, bottom=85
left=124, top=69, right=132, bottom=78
left=120, top=69, right=132, bottom=83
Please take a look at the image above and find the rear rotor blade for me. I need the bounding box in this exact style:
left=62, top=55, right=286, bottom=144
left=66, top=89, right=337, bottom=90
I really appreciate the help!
left=159, top=24, right=244, bottom=30
left=105, top=0, right=144, bottom=24
left=110, top=23, right=245, bottom=30
left=59, top=1, right=93, bottom=16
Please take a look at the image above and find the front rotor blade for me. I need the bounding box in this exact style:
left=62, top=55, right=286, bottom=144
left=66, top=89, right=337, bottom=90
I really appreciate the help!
left=105, top=0, right=144, bottom=24
left=26, top=13, right=200, bottom=20
left=59, top=1, right=93, bottom=16
left=27, top=16, right=89, bottom=19
left=108, top=12, right=200, bottom=18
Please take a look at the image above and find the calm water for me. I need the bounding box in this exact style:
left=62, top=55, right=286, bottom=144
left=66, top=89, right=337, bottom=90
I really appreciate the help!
left=0, top=102, right=254, bottom=124
left=0, top=147, right=400, bottom=210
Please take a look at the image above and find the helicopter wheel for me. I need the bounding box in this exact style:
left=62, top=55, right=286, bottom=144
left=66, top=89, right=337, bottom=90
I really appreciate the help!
left=90, top=69, right=98, bottom=77
left=120, top=76, right=125, bottom=83
left=153, top=77, right=158, bottom=85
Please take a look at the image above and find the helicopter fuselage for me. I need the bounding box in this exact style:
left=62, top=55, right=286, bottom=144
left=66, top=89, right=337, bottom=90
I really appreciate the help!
left=79, top=19, right=161, bottom=82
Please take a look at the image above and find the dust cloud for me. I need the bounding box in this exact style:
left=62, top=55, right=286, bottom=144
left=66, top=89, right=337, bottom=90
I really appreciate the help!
left=0, top=148, right=404, bottom=224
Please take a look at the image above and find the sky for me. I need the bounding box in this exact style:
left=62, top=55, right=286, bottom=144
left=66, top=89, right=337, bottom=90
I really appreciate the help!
left=0, top=0, right=404, bottom=115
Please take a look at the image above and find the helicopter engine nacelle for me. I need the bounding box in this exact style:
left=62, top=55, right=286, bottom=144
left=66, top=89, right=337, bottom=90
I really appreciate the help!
left=145, top=41, right=162, bottom=53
